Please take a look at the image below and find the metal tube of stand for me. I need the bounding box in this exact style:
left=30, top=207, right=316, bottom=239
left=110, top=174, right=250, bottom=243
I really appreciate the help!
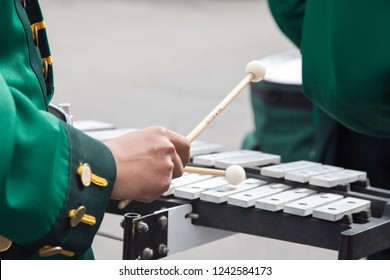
left=122, top=212, right=141, bottom=260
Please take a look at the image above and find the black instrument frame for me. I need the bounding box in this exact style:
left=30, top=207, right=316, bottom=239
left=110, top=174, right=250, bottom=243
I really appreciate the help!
left=108, top=165, right=390, bottom=260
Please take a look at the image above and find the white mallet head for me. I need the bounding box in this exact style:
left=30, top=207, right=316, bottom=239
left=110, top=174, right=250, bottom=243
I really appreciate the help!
left=245, top=60, right=266, bottom=82
left=225, top=165, right=246, bottom=185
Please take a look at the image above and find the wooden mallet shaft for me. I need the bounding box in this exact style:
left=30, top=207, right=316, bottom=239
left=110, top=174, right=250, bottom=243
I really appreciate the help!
left=119, top=61, right=265, bottom=209
left=118, top=167, right=225, bottom=209
left=186, top=60, right=265, bottom=142
left=185, top=165, right=246, bottom=185
left=184, top=166, right=225, bottom=176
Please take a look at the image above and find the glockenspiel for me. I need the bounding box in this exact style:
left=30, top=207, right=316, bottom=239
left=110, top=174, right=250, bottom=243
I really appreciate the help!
left=106, top=140, right=390, bottom=260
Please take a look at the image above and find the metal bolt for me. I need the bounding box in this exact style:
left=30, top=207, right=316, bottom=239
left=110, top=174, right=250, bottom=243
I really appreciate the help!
left=158, top=215, right=168, bottom=229
left=137, top=221, right=149, bottom=233
left=141, top=247, right=154, bottom=260
left=158, top=244, right=169, bottom=255
left=185, top=213, right=199, bottom=220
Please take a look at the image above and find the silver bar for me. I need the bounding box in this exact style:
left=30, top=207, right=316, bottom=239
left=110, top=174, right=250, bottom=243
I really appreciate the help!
left=190, top=141, right=225, bottom=157
left=312, top=197, right=371, bottom=222
left=227, top=183, right=291, bottom=208
left=214, top=152, right=281, bottom=168
left=163, top=173, right=214, bottom=196
left=261, top=161, right=321, bottom=178
left=199, top=178, right=262, bottom=203
left=309, top=169, right=367, bottom=188
left=174, top=177, right=229, bottom=200
left=192, top=150, right=259, bottom=167
left=284, top=165, right=343, bottom=183
left=283, top=193, right=344, bottom=216
left=255, top=188, right=317, bottom=212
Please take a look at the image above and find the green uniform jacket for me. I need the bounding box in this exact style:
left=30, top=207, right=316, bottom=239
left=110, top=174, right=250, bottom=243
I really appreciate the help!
left=0, top=0, right=116, bottom=259
left=268, top=0, right=390, bottom=138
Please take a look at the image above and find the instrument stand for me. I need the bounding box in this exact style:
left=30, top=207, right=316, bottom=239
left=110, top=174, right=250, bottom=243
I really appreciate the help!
left=105, top=191, right=390, bottom=260
left=105, top=199, right=233, bottom=260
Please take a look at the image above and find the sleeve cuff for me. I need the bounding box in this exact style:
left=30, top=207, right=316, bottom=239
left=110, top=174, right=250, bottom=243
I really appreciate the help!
left=6, top=124, right=117, bottom=259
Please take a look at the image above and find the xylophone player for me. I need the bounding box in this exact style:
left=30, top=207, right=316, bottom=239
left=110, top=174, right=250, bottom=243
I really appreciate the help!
left=268, top=0, right=390, bottom=259
left=0, top=0, right=190, bottom=260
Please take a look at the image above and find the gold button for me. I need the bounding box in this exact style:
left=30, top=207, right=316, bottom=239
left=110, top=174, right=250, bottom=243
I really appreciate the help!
left=39, top=246, right=62, bottom=257
left=42, top=60, right=48, bottom=80
left=0, top=236, right=12, bottom=252
left=68, top=206, right=96, bottom=227
left=77, top=163, right=108, bottom=187
left=69, top=205, right=87, bottom=227
left=31, top=21, right=46, bottom=47
left=32, top=25, right=39, bottom=46
left=78, top=163, right=92, bottom=187
left=39, top=246, right=75, bottom=257
left=41, top=56, right=52, bottom=81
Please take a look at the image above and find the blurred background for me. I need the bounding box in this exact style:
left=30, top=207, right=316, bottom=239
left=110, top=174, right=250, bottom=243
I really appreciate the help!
left=42, top=0, right=297, bottom=149
left=40, top=0, right=337, bottom=259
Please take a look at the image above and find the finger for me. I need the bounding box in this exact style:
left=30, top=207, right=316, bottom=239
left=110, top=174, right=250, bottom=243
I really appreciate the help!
left=171, top=151, right=184, bottom=179
left=166, top=130, right=191, bottom=167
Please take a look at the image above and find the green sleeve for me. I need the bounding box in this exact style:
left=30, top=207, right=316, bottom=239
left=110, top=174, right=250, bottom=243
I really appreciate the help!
left=0, top=0, right=117, bottom=259
left=267, top=0, right=306, bottom=47
left=0, top=76, right=116, bottom=259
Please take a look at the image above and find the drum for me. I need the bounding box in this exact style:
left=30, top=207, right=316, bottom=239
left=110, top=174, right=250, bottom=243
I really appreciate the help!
left=243, top=49, right=315, bottom=163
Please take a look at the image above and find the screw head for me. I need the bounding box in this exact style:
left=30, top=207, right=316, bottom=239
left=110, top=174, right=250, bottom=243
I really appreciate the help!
left=141, top=247, right=154, bottom=259
left=158, top=244, right=169, bottom=255
left=137, top=221, right=149, bottom=233
left=158, top=215, right=168, bottom=228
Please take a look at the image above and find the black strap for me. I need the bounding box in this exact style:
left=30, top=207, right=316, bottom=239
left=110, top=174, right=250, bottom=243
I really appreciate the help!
left=251, top=82, right=313, bottom=110
left=24, top=0, right=54, bottom=100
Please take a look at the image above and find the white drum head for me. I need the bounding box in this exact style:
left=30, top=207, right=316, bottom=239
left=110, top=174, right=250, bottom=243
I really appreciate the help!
left=260, top=49, right=302, bottom=85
